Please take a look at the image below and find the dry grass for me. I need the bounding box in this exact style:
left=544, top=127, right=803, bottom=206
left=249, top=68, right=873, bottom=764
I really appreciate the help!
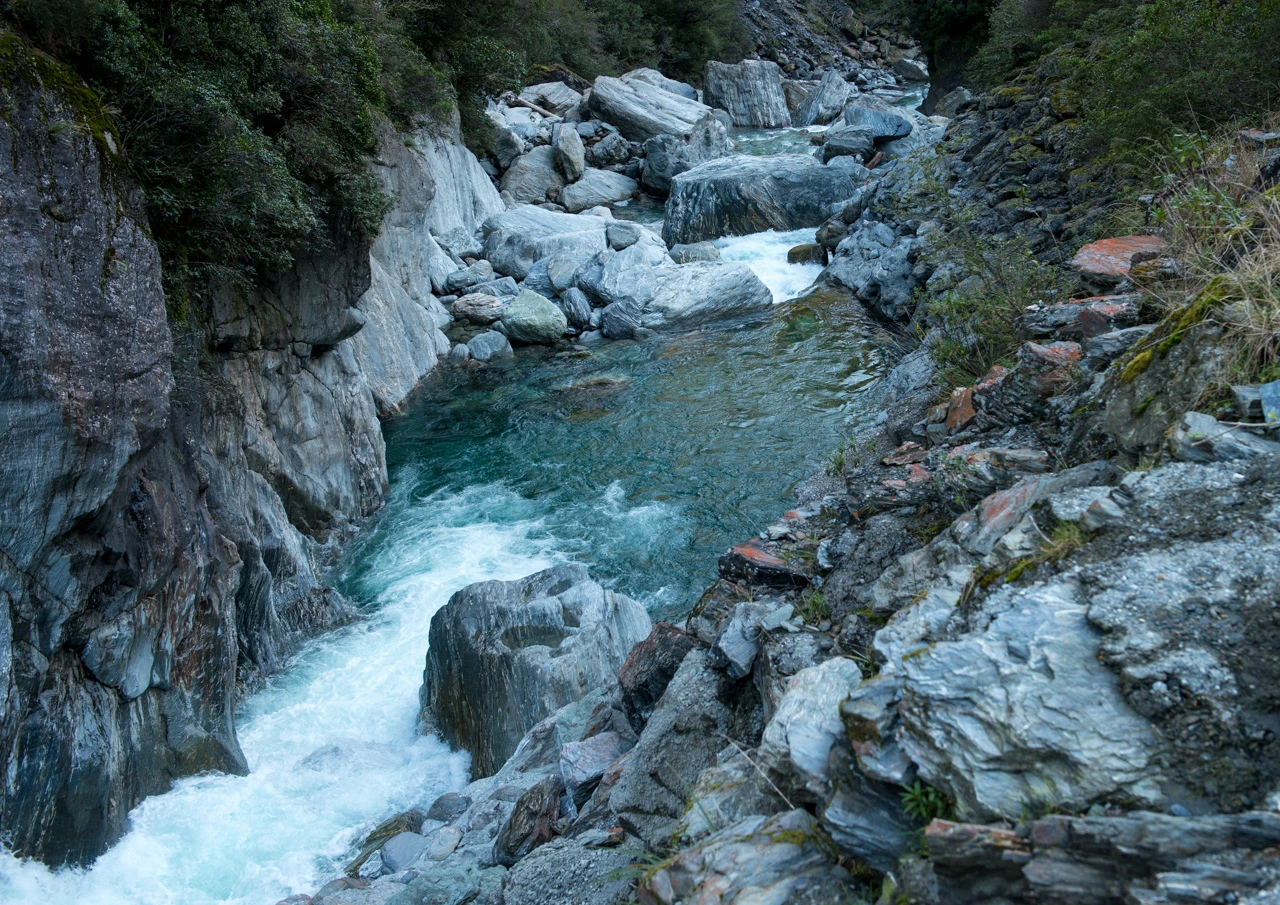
left=1146, top=125, right=1280, bottom=384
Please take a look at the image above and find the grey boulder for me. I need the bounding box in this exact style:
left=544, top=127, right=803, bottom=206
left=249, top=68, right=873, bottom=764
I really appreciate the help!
left=558, top=168, right=638, bottom=213
left=669, top=242, right=720, bottom=263
left=501, top=289, right=569, bottom=344
left=500, top=146, right=566, bottom=205
left=841, top=101, right=914, bottom=140
left=467, top=330, right=515, bottom=364
left=819, top=124, right=875, bottom=163
left=662, top=154, right=857, bottom=245
left=482, top=206, right=608, bottom=280
left=587, top=74, right=726, bottom=143
left=640, top=114, right=732, bottom=196
left=822, top=220, right=919, bottom=322
left=703, top=59, right=791, bottom=128
left=600, top=300, right=643, bottom=340
left=643, top=262, right=773, bottom=328
left=622, top=67, right=699, bottom=100
left=380, top=831, right=428, bottom=872
left=519, top=81, right=582, bottom=116
left=576, top=242, right=671, bottom=309
left=795, top=70, right=851, bottom=126
left=559, top=287, right=593, bottom=329
left=450, top=292, right=505, bottom=324
left=420, top=564, right=651, bottom=778
left=552, top=124, right=586, bottom=182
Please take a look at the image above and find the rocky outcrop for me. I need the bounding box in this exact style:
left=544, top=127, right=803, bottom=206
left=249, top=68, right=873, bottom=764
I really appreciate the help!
left=640, top=114, right=732, bottom=196
left=662, top=154, right=859, bottom=245
left=1, top=40, right=506, bottom=865
left=420, top=565, right=651, bottom=778
left=794, top=69, right=851, bottom=126
left=703, top=60, right=791, bottom=128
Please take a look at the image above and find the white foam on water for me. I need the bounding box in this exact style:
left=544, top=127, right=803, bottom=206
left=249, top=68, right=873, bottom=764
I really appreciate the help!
left=714, top=228, right=824, bottom=303
left=0, top=479, right=560, bottom=905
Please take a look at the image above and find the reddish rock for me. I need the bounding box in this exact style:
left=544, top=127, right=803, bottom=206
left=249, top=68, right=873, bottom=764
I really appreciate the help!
left=882, top=441, right=928, bottom=466
left=975, top=365, right=1008, bottom=392
left=945, top=386, right=977, bottom=433
left=618, top=622, right=697, bottom=731
left=1071, top=235, right=1169, bottom=286
left=1020, top=341, right=1082, bottom=395
left=906, top=463, right=930, bottom=484
left=717, top=538, right=809, bottom=588
left=1077, top=295, right=1141, bottom=338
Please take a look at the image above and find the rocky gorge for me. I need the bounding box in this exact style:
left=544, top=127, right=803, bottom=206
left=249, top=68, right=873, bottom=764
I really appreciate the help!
left=2, top=6, right=1280, bottom=905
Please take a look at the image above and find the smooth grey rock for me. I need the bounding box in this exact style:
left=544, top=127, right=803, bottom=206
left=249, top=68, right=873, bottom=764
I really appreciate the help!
left=820, top=124, right=875, bottom=163
left=450, top=292, right=505, bottom=324
left=501, top=290, right=569, bottom=344
left=640, top=114, right=732, bottom=196
left=605, top=221, right=643, bottom=250
left=519, top=81, right=582, bottom=117
left=560, top=287, right=593, bottom=329
left=467, top=331, right=515, bottom=363
left=796, top=70, right=851, bottom=126
left=892, top=57, right=930, bottom=82
left=520, top=258, right=557, bottom=299
left=469, top=276, right=520, bottom=298
left=662, top=154, right=856, bottom=245
left=703, top=60, right=790, bottom=128
left=447, top=343, right=470, bottom=365
left=426, top=792, right=472, bottom=823
left=600, top=301, right=643, bottom=340
left=622, top=67, right=698, bottom=100
left=500, top=146, right=566, bottom=205
left=669, top=242, right=721, bottom=263
left=552, top=124, right=586, bottom=182
left=934, top=86, right=976, bottom=117
left=576, top=242, right=671, bottom=309
left=425, top=825, right=463, bottom=860
left=1233, top=385, right=1263, bottom=420
left=381, top=832, right=428, bottom=872
left=421, top=564, right=650, bottom=777
left=482, top=206, right=609, bottom=280
left=609, top=649, right=761, bottom=846
left=492, top=126, right=525, bottom=170
left=643, top=261, right=773, bottom=328
left=445, top=259, right=494, bottom=292
left=558, top=168, right=638, bottom=213
left=898, top=580, right=1168, bottom=820
left=709, top=602, right=772, bottom=679
left=821, top=755, right=917, bottom=871
left=545, top=255, right=579, bottom=293
left=588, top=74, right=725, bottom=143
left=841, top=102, right=913, bottom=140
left=758, top=658, right=863, bottom=800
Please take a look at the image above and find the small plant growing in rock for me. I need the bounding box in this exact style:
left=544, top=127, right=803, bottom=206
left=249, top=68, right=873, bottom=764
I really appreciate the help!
left=901, top=781, right=955, bottom=825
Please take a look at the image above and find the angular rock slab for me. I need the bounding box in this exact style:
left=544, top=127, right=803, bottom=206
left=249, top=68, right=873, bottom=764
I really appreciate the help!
left=1071, top=235, right=1170, bottom=287
left=558, top=168, right=638, bottom=213
left=897, top=580, right=1168, bottom=821
left=482, top=206, right=608, bottom=280
left=795, top=70, right=851, bottom=126
left=643, top=261, right=773, bottom=328
left=421, top=564, right=651, bottom=777
left=662, top=154, right=858, bottom=245
left=588, top=74, right=725, bottom=143
left=500, top=145, right=566, bottom=205
left=703, top=60, right=791, bottom=128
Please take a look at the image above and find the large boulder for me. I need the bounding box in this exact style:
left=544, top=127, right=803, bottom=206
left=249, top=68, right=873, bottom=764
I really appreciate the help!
left=795, top=70, right=851, bottom=126
left=641, top=114, right=732, bottom=196
left=840, top=100, right=914, bottom=140
left=551, top=124, right=586, bottom=182
left=500, top=290, right=568, bottom=344
left=587, top=74, right=726, bottom=143
left=643, top=262, right=773, bottom=328
left=703, top=60, right=791, bottom=128
left=558, top=168, right=638, bottom=213
left=621, top=67, right=699, bottom=100
left=482, top=206, right=609, bottom=280
left=822, top=220, right=920, bottom=322
left=420, top=564, right=651, bottom=777
left=500, top=145, right=565, bottom=205
left=575, top=242, right=671, bottom=309
left=819, top=124, right=875, bottom=163
left=662, top=154, right=857, bottom=245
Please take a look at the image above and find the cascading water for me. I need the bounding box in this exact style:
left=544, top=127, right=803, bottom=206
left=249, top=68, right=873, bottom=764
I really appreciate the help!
left=0, top=227, right=887, bottom=905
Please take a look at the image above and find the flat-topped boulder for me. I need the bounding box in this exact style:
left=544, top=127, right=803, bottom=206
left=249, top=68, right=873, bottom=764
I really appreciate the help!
left=703, top=60, right=790, bottom=128
left=518, top=81, right=582, bottom=116
left=420, top=564, right=651, bottom=778
left=558, top=168, right=638, bottom=213
left=643, top=261, right=773, bottom=329
left=621, top=67, right=698, bottom=100
left=1071, top=235, right=1170, bottom=287
left=662, top=154, right=859, bottom=245
left=588, top=74, right=728, bottom=143
left=482, top=206, right=609, bottom=279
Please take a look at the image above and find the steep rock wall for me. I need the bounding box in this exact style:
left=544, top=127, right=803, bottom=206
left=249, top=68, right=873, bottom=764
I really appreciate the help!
left=0, top=40, right=503, bottom=865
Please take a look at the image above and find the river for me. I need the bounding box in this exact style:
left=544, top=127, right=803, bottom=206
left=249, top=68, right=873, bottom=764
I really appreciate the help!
left=0, top=150, right=890, bottom=905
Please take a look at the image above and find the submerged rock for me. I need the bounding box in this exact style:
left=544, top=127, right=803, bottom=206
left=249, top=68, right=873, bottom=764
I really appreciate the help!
left=421, top=564, right=651, bottom=778
left=662, top=154, right=858, bottom=245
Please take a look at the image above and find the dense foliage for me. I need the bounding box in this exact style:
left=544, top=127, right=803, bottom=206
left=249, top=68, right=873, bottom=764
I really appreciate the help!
left=2, top=0, right=746, bottom=309
left=877, top=0, right=1280, bottom=159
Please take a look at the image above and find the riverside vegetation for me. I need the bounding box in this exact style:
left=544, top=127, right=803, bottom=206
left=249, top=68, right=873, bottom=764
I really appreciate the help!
left=2, top=0, right=1280, bottom=904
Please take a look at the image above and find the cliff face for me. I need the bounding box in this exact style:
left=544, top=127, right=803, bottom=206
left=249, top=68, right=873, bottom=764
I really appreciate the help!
left=0, top=40, right=502, bottom=865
